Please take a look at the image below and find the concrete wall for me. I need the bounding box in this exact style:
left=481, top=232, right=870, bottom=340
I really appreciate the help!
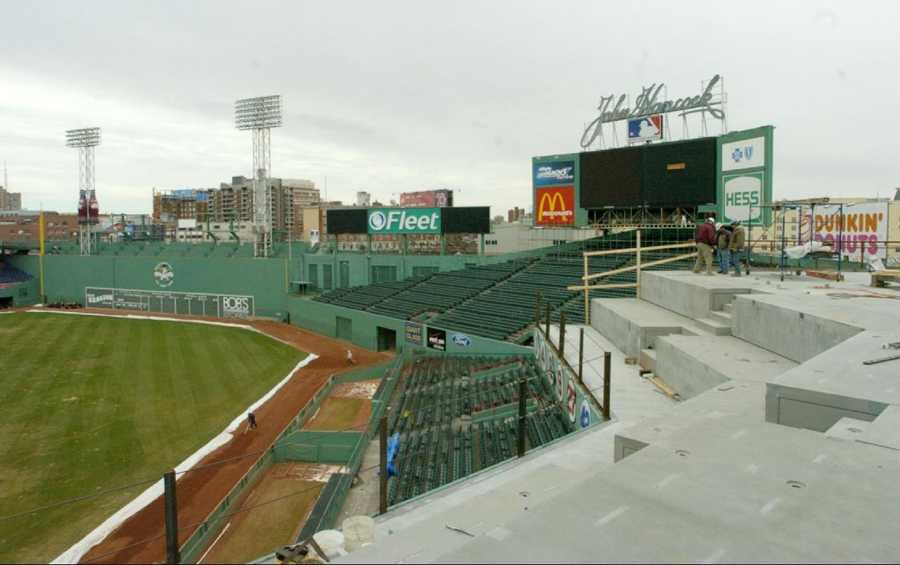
left=288, top=296, right=531, bottom=355
left=732, top=295, right=862, bottom=363
left=639, top=271, right=751, bottom=319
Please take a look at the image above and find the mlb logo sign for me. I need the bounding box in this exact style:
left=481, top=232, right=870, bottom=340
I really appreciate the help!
left=627, top=114, right=664, bottom=144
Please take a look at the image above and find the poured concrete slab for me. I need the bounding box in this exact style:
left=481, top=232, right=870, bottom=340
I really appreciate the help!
left=766, top=330, right=900, bottom=431
left=640, top=270, right=759, bottom=318
left=590, top=298, right=707, bottom=357
left=343, top=381, right=900, bottom=564
left=654, top=335, right=796, bottom=400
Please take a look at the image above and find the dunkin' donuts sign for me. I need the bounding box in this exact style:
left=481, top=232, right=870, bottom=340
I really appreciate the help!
left=804, top=203, right=888, bottom=259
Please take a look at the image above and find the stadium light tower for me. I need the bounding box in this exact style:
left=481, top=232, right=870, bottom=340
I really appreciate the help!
left=235, top=95, right=282, bottom=257
left=65, top=127, right=101, bottom=256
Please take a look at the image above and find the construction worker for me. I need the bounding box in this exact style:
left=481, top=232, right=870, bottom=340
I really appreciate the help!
left=693, top=217, right=717, bottom=276
left=729, top=220, right=747, bottom=276
left=716, top=223, right=733, bottom=274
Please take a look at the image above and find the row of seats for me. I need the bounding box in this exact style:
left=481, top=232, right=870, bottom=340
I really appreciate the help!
left=385, top=354, right=573, bottom=506
left=41, top=240, right=306, bottom=259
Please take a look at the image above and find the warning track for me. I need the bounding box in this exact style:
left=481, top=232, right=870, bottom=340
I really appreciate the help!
left=67, top=311, right=390, bottom=564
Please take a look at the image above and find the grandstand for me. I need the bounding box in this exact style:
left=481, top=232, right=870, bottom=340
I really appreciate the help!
left=314, top=229, right=695, bottom=342
left=385, top=353, right=572, bottom=506
left=0, top=260, right=32, bottom=285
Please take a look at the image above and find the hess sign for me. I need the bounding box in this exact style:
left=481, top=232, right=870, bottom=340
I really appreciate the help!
left=367, top=208, right=441, bottom=235
left=535, top=187, right=575, bottom=226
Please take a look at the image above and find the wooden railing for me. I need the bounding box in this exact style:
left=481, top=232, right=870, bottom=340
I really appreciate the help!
left=567, top=230, right=697, bottom=324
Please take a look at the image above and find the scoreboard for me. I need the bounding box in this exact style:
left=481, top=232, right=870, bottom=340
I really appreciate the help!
left=84, top=287, right=255, bottom=318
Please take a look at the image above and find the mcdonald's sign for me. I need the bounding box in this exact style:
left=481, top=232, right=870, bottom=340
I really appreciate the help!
left=535, top=186, right=575, bottom=226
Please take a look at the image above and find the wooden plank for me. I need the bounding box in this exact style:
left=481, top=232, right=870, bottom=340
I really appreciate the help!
left=583, top=241, right=696, bottom=257
left=567, top=282, right=638, bottom=292
left=582, top=251, right=697, bottom=282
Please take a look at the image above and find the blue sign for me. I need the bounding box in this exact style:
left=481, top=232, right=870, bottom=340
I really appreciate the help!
left=627, top=114, right=663, bottom=144
left=386, top=432, right=400, bottom=477
left=579, top=399, right=591, bottom=429
left=451, top=333, right=471, bottom=347
left=533, top=161, right=575, bottom=187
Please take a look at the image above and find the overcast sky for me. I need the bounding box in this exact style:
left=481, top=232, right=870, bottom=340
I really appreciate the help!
left=1, top=0, right=898, bottom=214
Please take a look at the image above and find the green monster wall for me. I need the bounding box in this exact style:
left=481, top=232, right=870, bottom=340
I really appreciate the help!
left=11, top=254, right=292, bottom=318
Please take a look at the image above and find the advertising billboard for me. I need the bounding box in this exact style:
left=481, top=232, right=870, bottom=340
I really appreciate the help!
left=627, top=114, right=664, bottom=144
left=804, top=203, right=889, bottom=260
left=722, top=172, right=764, bottom=223
left=367, top=208, right=441, bottom=235
left=442, top=206, right=491, bottom=234
left=533, top=161, right=575, bottom=187
left=426, top=327, right=447, bottom=351
left=535, top=187, right=575, bottom=226
left=400, top=190, right=453, bottom=208
left=721, top=136, right=766, bottom=172
left=85, top=287, right=255, bottom=318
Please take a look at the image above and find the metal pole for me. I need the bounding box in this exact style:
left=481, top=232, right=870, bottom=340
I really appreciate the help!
left=578, top=327, right=585, bottom=387
left=517, top=376, right=527, bottom=458
left=558, top=311, right=567, bottom=359
left=534, top=290, right=542, bottom=332
left=838, top=203, right=844, bottom=279
left=164, top=470, right=179, bottom=564
left=635, top=229, right=642, bottom=296
left=379, top=416, right=388, bottom=515
left=602, top=352, right=611, bottom=421
left=544, top=303, right=550, bottom=339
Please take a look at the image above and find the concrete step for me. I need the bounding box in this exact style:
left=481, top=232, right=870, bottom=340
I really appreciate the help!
left=708, top=310, right=733, bottom=325
left=722, top=302, right=734, bottom=313
left=694, top=317, right=732, bottom=336
left=639, top=348, right=657, bottom=372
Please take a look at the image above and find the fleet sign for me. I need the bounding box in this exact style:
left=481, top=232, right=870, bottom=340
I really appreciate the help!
left=535, top=186, right=575, bottom=226
left=367, top=208, right=441, bottom=235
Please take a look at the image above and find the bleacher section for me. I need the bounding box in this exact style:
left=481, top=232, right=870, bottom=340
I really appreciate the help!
left=386, top=354, right=572, bottom=506
left=0, top=261, right=32, bottom=285
left=315, top=229, right=695, bottom=342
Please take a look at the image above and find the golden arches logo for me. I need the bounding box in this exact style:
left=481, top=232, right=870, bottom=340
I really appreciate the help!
left=537, top=190, right=572, bottom=223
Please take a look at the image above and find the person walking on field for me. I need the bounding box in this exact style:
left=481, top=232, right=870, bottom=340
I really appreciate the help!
left=247, top=412, right=258, bottom=430
left=716, top=223, right=733, bottom=274
left=346, top=348, right=357, bottom=366
left=693, top=217, right=717, bottom=275
left=729, top=220, right=746, bottom=276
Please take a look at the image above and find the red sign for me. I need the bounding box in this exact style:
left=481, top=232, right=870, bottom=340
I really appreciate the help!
left=400, top=190, right=453, bottom=208
left=535, top=186, right=575, bottom=225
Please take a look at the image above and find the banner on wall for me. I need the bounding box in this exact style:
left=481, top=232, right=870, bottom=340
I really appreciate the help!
left=533, top=330, right=597, bottom=430
left=426, top=327, right=447, bottom=351
left=803, top=202, right=889, bottom=260
left=721, top=136, right=766, bottom=171
left=405, top=322, right=423, bottom=346
left=722, top=172, right=764, bottom=223
left=535, top=186, right=575, bottom=226
left=533, top=161, right=575, bottom=187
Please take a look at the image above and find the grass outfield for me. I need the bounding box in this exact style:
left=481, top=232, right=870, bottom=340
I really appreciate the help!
left=0, top=313, right=306, bottom=563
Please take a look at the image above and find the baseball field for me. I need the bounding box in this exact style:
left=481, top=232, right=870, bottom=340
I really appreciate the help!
left=0, top=312, right=307, bottom=563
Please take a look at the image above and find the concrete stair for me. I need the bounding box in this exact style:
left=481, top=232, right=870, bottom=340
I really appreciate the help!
left=707, top=310, right=733, bottom=326
left=694, top=317, right=731, bottom=335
